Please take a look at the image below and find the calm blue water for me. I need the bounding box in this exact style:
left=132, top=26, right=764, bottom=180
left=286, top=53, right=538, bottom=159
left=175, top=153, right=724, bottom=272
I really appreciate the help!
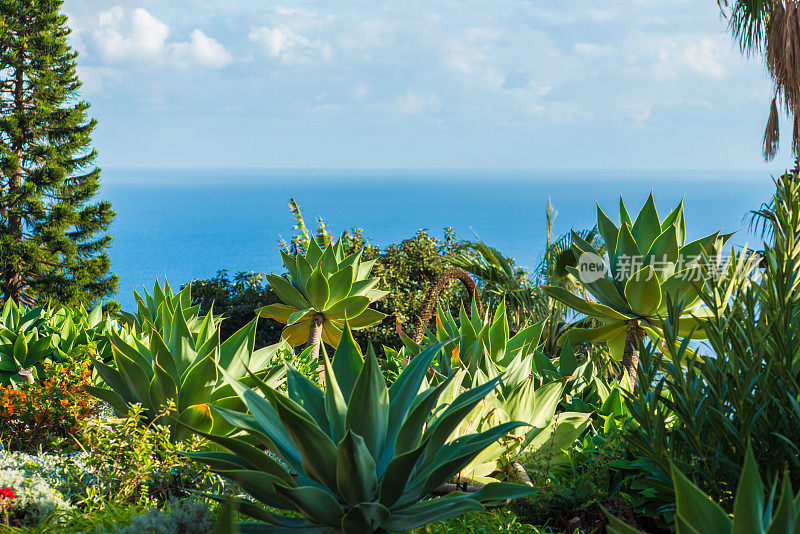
left=101, top=169, right=773, bottom=311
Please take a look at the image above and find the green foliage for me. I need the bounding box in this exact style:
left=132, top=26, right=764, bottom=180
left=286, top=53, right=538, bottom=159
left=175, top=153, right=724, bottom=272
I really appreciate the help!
left=111, top=498, right=215, bottom=534
left=87, top=281, right=289, bottom=441
left=625, top=176, right=800, bottom=516
left=395, top=301, right=541, bottom=380
left=0, top=300, right=112, bottom=386
left=413, top=509, right=549, bottom=533
left=2, top=499, right=215, bottom=534
left=369, top=228, right=474, bottom=349
left=0, top=455, right=72, bottom=527
left=181, top=324, right=535, bottom=533
left=607, top=446, right=800, bottom=534
left=0, top=358, right=97, bottom=453
left=72, top=404, right=225, bottom=508
left=520, top=413, right=631, bottom=529
left=0, top=0, right=117, bottom=307
left=188, top=202, right=477, bottom=353
left=393, top=303, right=592, bottom=486
left=542, top=193, right=735, bottom=362
left=258, top=237, right=388, bottom=348
left=449, top=201, right=604, bottom=355
left=189, top=271, right=282, bottom=350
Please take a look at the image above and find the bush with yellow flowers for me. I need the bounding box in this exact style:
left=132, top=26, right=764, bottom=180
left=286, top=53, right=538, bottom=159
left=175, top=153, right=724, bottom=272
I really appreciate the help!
left=0, top=353, right=98, bottom=453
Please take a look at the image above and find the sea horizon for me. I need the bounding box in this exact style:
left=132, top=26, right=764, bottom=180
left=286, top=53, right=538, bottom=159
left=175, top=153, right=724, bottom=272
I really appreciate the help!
left=100, top=168, right=775, bottom=310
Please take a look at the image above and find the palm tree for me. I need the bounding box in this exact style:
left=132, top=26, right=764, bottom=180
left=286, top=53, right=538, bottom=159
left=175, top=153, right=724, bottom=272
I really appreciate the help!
left=719, top=1, right=800, bottom=168
left=448, top=200, right=604, bottom=354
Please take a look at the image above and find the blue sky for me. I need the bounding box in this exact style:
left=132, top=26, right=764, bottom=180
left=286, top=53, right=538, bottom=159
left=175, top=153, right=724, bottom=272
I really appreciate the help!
left=63, top=0, right=790, bottom=172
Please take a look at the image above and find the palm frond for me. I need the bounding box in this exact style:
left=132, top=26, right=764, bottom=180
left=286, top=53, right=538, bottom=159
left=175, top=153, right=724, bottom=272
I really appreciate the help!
left=722, top=0, right=772, bottom=56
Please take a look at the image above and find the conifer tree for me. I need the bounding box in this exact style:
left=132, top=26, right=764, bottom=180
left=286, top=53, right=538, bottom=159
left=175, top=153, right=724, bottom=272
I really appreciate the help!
left=0, top=0, right=117, bottom=307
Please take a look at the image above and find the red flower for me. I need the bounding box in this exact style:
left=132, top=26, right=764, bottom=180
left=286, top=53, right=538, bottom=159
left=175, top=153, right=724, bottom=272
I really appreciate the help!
left=0, top=488, right=14, bottom=499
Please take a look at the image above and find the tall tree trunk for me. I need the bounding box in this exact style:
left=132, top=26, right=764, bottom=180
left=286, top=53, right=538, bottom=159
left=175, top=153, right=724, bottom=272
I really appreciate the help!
left=5, top=64, right=25, bottom=303
left=621, top=319, right=645, bottom=388
left=306, top=313, right=325, bottom=361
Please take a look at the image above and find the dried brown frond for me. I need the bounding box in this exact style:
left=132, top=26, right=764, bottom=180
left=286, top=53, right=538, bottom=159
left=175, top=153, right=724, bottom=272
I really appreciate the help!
left=793, top=109, right=800, bottom=156
left=764, top=95, right=781, bottom=160
left=767, top=2, right=800, bottom=113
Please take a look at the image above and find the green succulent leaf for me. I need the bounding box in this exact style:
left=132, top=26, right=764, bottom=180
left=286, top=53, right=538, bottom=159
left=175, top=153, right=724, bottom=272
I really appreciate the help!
left=619, top=198, right=633, bottom=227
left=631, top=193, right=661, bottom=254
left=612, top=223, right=642, bottom=289
left=541, top=286, right=630, bottom=322
left=269, top=388, right=340, bottom=489
left=644, top=225, right=680, bottom=282
left=306, top=267, right=330, bottom=310
left=731, top=447, right=765, bottom=534
left=597, top=204, right=620, bottom=256
left=327, top=266, right=354, bottom=305
left=323, top=295, right=370, bottom=319
left=331, top=323, right=364, bottom=402
left=661, top=200, right=686, bottom=246
left=274, top=484, right=344, bottom=527
left=346, top=345, right=390, bottom=461
left=624, top=266, right=662, bottom=317
left=267, top=274, right=312, bottom=311
left=672, top=462, right=732, bottom=534
left=336, top=430, right=379, bottom=506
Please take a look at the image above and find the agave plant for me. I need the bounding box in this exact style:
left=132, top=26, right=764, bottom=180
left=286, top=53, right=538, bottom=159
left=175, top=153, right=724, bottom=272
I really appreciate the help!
left=258, top=238, right=387, bottom=360
left=393, top=302, right=590, bottom=485
left=48, top=303, right=115, bottom=361
left=0, top=301, right=53, bottom=385
left=437, top=365, right=591, bottom=485
left=393, top=301, right=541, bottom=382
left=542, top=194, right=735, bottom=381
left=181, top=324, right=535, bottom=533
left=87, top=283, right=289, bottom=442
left=607, top=446, right=800, bottom=534
left=119, top=279, right=210, bottom=335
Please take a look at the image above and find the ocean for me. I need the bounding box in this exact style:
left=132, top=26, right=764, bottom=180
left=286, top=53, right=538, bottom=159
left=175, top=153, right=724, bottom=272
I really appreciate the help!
left=101, top=169, right=773, bottom=311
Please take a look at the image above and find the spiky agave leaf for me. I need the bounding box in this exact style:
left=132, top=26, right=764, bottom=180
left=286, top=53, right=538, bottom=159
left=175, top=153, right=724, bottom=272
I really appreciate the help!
left=606, top=445, right=800, bottom=534
left=86, top=282, right=289, bottom=442
left=258, top=238, right=388, bottom=348
left=542, top=194, right=740, bottom=360
left=181, top=323, right=535, bottom=533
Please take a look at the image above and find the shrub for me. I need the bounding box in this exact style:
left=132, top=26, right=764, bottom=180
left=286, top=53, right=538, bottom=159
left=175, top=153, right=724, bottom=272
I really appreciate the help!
left=0, top=457, right=72, bottom=527
left=413, top=509, right=548, bottom=533
left=181, top=325, right=535, bottom=533
left=0, top=449, right=96, bottom=505
left=625, top=176, right=800, bottom=516
left=188, top=225, right=476, bottom=353
left=0, top=357, right=97, bottom=452
left=72, top=404, right=226, bottom=508
left=88, top=280, right=288, bottom=442
left=607, top=446, right=800, bottom=534
left=189, top=271, right=282, bottom=349
left=111, top=498, right=215, bottom=534
left=0, top=301, right=114, bottom=387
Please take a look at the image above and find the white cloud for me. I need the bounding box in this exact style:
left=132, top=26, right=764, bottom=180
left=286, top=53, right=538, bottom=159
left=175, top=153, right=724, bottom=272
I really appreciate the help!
left=573, top=43, right=613, bottom=57
left=91, top=7, right=230, bottom=69
left=392, top=91, right=442, bottom=115
left=249, top=24, right=332, bottom=64
left=173, top=30, right=232, bottom=68
left=629, top=34, right=732, bottom=82
left=352, top=83, right=370, bottom=101
left=94, top=7, right=169, bottom=63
